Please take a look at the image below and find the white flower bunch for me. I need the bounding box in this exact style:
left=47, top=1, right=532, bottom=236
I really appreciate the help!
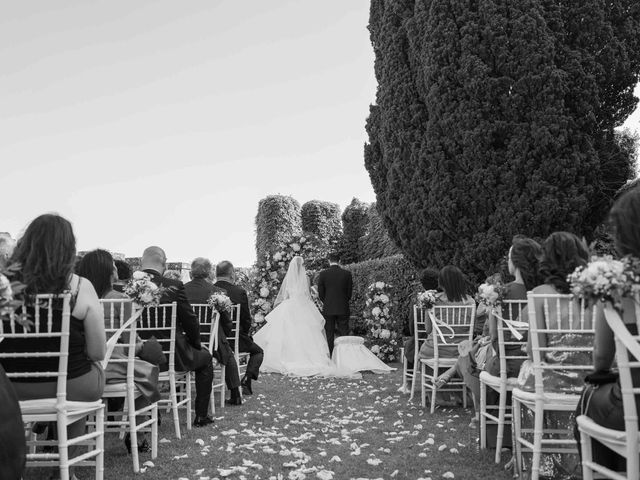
left=476, top=281, right=507, bottom=307
left=568, top=255, right=638, bottom=310
left=124, top=271, right=162, bottom=307
left=417, top=289, right=438, bottom=309
left=208, top=291, right=233, bottom=314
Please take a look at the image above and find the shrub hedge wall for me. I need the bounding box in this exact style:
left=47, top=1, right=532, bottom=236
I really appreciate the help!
left=255, top=195, right=302, bottom=262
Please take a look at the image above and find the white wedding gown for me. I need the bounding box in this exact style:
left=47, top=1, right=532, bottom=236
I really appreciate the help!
left=253, top=257, right=359, bottom=378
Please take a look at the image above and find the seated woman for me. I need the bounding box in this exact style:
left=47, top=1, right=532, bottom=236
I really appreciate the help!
left=573, top=188, right=640, bottom=473
left=0, top=214, right=106, bottom=476
left=76, top=249, right=162, bottom=454
left=418, top=265, right=474, bottom=362
left=404, top=268, right=440, bottom=372
left=517, top=231, right=592, bottom=479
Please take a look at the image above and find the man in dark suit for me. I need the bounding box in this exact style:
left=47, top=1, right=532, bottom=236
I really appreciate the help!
left=317, top=252, right=353, bottom=355
left=184, top=257, right=243, bottom=406
left=139, top=246, right=215, bottom=427
left=214, top=261, right=263, bottom=396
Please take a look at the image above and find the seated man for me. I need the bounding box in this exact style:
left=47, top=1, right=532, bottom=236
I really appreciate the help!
left=214, top=261, right=263, bottom=395
left=139, top=246, right=215, bottom=427
left=184, top=257, right=243, bottom=406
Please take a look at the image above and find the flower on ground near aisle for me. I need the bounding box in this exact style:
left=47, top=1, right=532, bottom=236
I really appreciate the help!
left=208, top=291, right=233, bottom=314
left=417, top=289, right=438, bottom=309
left=260, top=286, right=270, bottom=298
left=568, top=255, right=636, bottom=310
left=124, top=271, right=162, bottom=307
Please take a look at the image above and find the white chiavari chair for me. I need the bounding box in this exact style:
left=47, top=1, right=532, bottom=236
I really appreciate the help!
left=229, top=304, right=249, bottom=380
left=479, top=299, right=529, bottom=463
left=577, top=302, right=640, bottom=480
left=420, top=303, right=476, bottom=413
left=100, top=298, right=158, bottom=472
left=191, top=304, right=225, bottom=413
left=0, top=294, right=104, bottom=480
left=408, top=305, right=430, bottom=401
left=138, top=302, right=191, bottom=439
left=512, top=293, right=595, bottom=480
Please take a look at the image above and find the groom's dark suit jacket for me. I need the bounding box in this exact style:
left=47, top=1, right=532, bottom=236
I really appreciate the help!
left=317, top=265, right=353, bottom=316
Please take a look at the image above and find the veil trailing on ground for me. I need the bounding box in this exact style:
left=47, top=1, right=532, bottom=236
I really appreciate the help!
left=274, top=256, right=311, bottom=308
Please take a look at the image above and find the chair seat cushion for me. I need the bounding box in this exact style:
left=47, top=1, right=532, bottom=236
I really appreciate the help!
left=479, top=371, right=518, bottom=389
left=20, top=399, right=103, bottom=415
left=512, top=387, right=580, bottom=409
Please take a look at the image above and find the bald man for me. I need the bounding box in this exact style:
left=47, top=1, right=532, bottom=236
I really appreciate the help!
left=140, top=246, right=215, bottom=427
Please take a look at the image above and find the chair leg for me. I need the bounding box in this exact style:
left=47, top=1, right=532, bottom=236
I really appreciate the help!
left=579, top=426, right=594, bottom=480
left=221, top=365, right=226, bottom=410
left=462, top=384, right=467, bottom=409
left=151, top=403, right=158, bottom=459
left=495, top=387, right=507, bottom=464
left=430, top=367, right=437, bottom=414
left=170, top=376, right=182, bottom=439
left=186, top=372, right=193, bottom=430
left=57, top=419, right=70, bottom=480
left=513, top=397, right=523, bottom=479
left=130, top=411, right=140, bottom=473
left=480, top=381, right=487, bottom=450
left=421, top=363, right=426, bottom=408
left=409, top=366, right=417, bottom=402
left=530, top=404, right=544, bottom=480
left=96, top=406, right=105, bottom=480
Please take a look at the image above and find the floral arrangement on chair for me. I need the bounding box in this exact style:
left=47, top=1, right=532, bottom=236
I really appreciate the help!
left=363, top=281, right=399, bottom=362
left=0, top=264, right=32, bottom=330
left=208, top=291, right=233, bottom=314
left=568, top=255, right=640, bottom=310
left=124, top=271, right=163, bottom=308
left=476, top=279, right=508, bottom=308
left=417, top=289, right=439, bottom=309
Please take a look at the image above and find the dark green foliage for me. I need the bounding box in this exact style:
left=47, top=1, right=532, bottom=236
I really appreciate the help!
left=365, top=0, right=639, bottom=282
left=358, top=203, right=400, bottom=261
left=255, top=195, right=302, bottom=264
left=339, top=198, right=370, bottom=264
left=344, top=254, right=419, bottom=338
left=301, top=200, right=343, bottom=254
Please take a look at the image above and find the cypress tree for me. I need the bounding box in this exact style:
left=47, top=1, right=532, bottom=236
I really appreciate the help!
left=339, top=198, right=370, bottom=264
left=365, top=0, right=639, bottom=279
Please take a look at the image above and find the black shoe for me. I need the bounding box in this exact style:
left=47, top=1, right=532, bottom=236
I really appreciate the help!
left=124, top=433, right=151, bottom=454
left=241, top=376, right=253, bottom=396
left=193, top=415, right=214, bottom=427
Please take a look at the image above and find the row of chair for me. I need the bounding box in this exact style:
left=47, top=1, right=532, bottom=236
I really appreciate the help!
left=401, top=293, right=640, bottom=480
left=0, top=295, right=247, bottom=479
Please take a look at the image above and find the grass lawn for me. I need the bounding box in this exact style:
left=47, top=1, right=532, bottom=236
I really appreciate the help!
left=26, top=366, right=515, bottom=480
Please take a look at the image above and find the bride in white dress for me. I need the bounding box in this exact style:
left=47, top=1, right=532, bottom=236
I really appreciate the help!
left=254, top=256, right=353, bottom=377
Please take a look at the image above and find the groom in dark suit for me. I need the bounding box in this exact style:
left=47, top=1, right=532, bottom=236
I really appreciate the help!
left=214, top=261, right=263, bottom=396
left=317, top=252, right=353, bottom=355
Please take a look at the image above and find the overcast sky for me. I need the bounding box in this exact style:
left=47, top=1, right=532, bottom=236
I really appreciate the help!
left=1, top=1, right=638, bottom=268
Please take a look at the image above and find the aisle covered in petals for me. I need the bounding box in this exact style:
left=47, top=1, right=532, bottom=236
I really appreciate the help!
left=94, top=369, right=512, bottom=480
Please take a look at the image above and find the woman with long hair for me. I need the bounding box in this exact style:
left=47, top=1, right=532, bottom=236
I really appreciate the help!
left=0, top=214, right=106, bottom=476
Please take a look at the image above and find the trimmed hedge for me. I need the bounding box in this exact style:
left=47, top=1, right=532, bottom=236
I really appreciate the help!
left=344, top=254, right=420, bottom=338
left=255, top=195, right=302, bottom=262
left=358, top=203, right=400, bottom=261
left=339, top=198, right=370, bottom=264
left=301, top=200, right=342, bottom=253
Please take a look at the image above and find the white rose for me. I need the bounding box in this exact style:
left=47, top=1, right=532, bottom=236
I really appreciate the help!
left=266, top=261, right=271, bottom=269
left=371, top=345, right=380, bottom=354
left=269, top=271, right=278, bottom=280
left=273, top=252, right=283, bottom=261
left=379, top=294, right=389, bottom=304
left=380, top=329, right=391, bottom=339
left=300, top=237, right=306, bottom=243
left=372, top=306, right=381, bottom=317
left=132, top=271, right=147, bottom=280
left=255, top=313, right=265, bottom=323
left=148, top=282, right=158, bottom=291
left=375, top=281, right=385, bottom=289
left=140, top=292, right=153, bottom=304
left=291, top=243, right=301, bottom=252
left=260, top=287, right=270, bottom=298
